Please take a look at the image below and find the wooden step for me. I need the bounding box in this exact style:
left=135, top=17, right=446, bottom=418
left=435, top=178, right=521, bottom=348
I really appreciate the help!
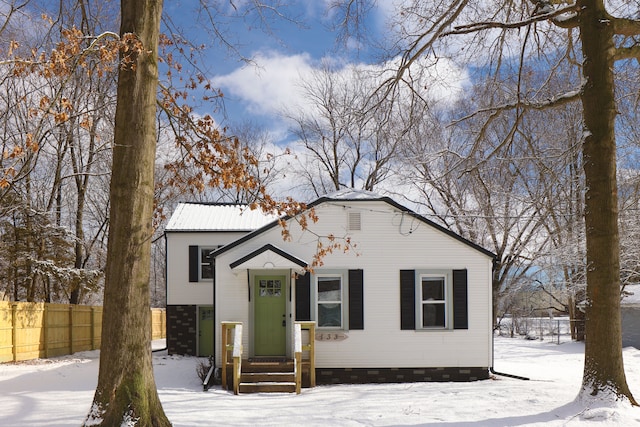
left=236, top=360, right=297, bottom=393
left=225, top=359, right=307, bottom=393
left=241, top=372, right=295, bottom=383
left=238, top=381, right=297, bottom=393
left=242, top=361, right=294, bottom=373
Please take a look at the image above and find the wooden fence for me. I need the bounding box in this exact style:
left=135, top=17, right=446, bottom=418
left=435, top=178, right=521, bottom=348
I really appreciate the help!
left=0, top=302, right=166, bottom=363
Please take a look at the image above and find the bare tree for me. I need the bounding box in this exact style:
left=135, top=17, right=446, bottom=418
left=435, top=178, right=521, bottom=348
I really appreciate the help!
left=358, top=0, right=639, bottom=404
left=285, top=63, right=403, bottom=196
left=0, top=2, right=113, bottom=304
left=84, top=0, right=170, bottom=424
left=395, top=81, right=556, bottom=326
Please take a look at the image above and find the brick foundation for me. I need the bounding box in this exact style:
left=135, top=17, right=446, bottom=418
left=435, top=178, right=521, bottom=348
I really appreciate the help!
left=315, top=366, right=489, bottom=384
left=167, top=305, right=197, bottom=356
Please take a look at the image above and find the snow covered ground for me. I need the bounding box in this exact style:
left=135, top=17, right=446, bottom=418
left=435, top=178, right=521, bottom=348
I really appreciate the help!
left=1, top=336, right=640, bottom=426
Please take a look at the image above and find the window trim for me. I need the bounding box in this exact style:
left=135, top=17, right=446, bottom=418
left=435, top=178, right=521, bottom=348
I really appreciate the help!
left=314, top=271, right=348, bottom=330
left=415, top=270, right=452, bottom=330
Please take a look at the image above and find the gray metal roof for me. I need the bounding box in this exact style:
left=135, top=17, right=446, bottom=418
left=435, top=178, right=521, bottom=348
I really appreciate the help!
left=165, top=203, right=279, bottom=232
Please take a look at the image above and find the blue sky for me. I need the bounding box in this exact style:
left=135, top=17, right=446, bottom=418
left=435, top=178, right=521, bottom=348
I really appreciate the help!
left=161, top=1, right=390, bottom=140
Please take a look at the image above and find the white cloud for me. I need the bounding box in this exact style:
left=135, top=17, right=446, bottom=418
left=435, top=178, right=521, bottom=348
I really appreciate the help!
left=212, top=49, right=469, bottom=124
left=211, top=51, right=317, bottom=117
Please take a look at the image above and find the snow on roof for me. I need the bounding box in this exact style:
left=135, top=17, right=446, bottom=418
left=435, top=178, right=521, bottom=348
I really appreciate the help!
left=323, top=189, right=384, bottom=200
left=165, top=203, right=278, bottom=232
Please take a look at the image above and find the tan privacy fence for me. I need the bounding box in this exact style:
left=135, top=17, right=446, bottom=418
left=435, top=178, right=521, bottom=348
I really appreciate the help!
left=0, top=302, right=166, bottom=363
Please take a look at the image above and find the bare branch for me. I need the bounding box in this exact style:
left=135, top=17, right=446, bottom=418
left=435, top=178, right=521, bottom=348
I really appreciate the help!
left=613, top=17, right=640, bottom=37
left=0, top=1, right=30, bottom=37
left=539, top=284, right=569, bottom=311
left=615, top=44, right=640, bottom=61
left=368, top=1, right=468, bottom=113
left=452, top=89, right=582, bottom=125
left=445, top=4, right=581, bottom=36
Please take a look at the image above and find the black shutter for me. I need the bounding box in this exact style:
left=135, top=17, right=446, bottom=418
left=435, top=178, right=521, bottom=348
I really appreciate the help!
left=400, top=270, right=415, bottom=330
left=453, top=269, right=468, bottom=329
left=188, top=245, right=199, bottom=282
left=348, top=269, right=364, bottom=330
left=295, top=272, right=311, bottom=321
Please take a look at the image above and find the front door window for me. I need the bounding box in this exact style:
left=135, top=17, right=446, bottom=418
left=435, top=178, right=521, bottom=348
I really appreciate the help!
left=259, top=279, right=282, bottom=297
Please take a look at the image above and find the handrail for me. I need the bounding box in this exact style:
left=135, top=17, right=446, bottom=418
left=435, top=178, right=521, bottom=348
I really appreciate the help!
left=202, top=361, right=215, bottom=391
left=295, top=321, right=316, bottom=387
left=220, top=321, right=243, bottom=391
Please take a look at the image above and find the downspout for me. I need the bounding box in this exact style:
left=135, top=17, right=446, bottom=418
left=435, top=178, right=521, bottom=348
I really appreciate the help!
left=203, top=252, right=220, bottom=390
left=490, top=333, right=529, bottom=380
left=489, top=257, right=529, bottom=380
left=152, top=233, right=168, bottom=353
left=212, top=253, right=216, bottom=367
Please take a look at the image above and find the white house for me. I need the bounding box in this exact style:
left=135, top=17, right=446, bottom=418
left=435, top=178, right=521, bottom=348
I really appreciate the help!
left=165, top=190, right=496, bottom=386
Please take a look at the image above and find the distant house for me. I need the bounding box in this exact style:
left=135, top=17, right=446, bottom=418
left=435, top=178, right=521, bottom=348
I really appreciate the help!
left=165, top=190, right=496, bottom=387
left=621, top=285, right=640, bottom=348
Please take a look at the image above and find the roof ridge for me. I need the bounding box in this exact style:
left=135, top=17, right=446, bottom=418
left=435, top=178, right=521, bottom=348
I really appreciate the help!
left=177, top=201, right=249, bottom=206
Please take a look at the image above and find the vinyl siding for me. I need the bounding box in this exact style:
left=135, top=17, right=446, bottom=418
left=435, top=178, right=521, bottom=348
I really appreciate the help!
left=210, top=200, right=493, bottom=369
left=165, top=231, right=248, bottom=305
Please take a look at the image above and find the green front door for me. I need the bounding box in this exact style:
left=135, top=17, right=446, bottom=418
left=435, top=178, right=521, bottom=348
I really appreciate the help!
left=254, top=275, right=286, bottom=356
left=198, top=306, right=214, bottom=356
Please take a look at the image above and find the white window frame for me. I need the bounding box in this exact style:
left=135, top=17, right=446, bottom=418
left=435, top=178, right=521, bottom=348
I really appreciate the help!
left=417, top=271, right=450, bottom=329
left=314, top=272, right=346, bottom=330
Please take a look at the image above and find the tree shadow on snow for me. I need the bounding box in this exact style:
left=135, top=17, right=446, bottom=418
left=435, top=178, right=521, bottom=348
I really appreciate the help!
left=390, top=401, right=616, bottom=427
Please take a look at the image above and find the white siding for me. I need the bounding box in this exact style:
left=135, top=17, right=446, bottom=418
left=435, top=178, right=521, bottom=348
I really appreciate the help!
left=165, top=231, right=248, bottom=305
left=213, top=200, right=494, bottom=369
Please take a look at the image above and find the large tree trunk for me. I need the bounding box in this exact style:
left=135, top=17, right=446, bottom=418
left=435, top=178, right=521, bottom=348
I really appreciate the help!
left=84, top=0, right=170, bottom=425
left=578, top=0, right=636, bottom=405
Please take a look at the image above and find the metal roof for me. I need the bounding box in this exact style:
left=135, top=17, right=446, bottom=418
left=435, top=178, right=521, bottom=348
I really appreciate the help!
left=165, top=203, right=279, bottom=232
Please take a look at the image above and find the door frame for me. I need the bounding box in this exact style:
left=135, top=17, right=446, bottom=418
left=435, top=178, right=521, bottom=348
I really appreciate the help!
left=249, top=269, right=291, bottom=358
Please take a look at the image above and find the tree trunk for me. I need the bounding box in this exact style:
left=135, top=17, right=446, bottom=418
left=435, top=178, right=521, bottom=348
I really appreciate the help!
left=84, top=0, right=170, bottom=425
left=578, top=0, right=636, bottom=405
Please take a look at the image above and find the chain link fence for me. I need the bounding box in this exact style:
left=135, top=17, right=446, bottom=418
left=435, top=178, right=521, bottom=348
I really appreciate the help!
left=496, top=316, right=585, bottom=344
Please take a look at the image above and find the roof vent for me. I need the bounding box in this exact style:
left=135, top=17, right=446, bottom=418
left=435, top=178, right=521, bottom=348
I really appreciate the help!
left=347, top=212, right=361, bottom=231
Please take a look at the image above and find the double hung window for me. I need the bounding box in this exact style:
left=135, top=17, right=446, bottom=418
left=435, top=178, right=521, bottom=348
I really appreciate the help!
left=295, top=270, right=363, bottom=331
left=189, top=245, right=221, bottom=282
left=200, top=248, right=215, bottom=280
left=316, top=275, right=343, bottom=328
left=400, top=269, right=468, bottom=331
left=420, top=275, right=447, bottom=328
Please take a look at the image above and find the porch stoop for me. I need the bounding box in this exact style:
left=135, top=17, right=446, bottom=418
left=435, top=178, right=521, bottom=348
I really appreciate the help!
left=221, top=321, right=317, bottom=394
left=227, top=360, right=310, bottom=393
left=237, top=360, right=296, bottom=393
